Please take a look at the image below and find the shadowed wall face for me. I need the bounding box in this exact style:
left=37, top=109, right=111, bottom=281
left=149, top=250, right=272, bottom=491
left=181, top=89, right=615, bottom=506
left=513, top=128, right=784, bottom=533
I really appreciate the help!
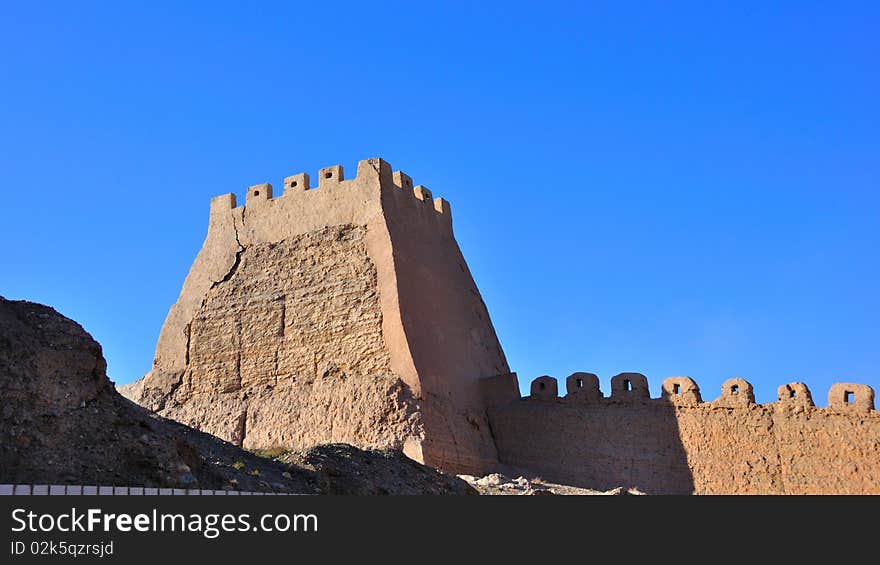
left=379, top=170, right=510, bottom=473
left=486, top=374, right=880, bottom=494
left=491, top=397, right=694, bottom=494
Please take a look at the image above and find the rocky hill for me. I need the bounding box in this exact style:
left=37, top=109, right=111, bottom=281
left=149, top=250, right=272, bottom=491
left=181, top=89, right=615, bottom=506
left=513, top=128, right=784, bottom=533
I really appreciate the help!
left=0, top=297, right=474, bottom=495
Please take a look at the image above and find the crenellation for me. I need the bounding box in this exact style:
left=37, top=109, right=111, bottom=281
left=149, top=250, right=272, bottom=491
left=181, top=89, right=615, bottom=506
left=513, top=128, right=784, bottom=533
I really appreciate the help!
left=661, top=376, right=702, bottom=405
left=131, top=151, right=880, bottom=491
left=245, top=183, right=273, bottom=207
left=610, top=372, right=650, bottom=402
left=318, top=164, right=343, bottom=186
left=714, top=377, right=755, bottom=407
left=210, top=193, right=237, bottom=216
left=413, top=185, right=433, bottom=204
left=511, top=373, right=875, bottom=412
left=130, top=153, right=880, bottom=491
left=828, top=383, right=875, bottom=413
left=777, top=382, right=814, bottom=409
left=565, top=372, right=602, bottom=402
left=211, top=159, right=451, bottom=229
left=283, top=172, right=310, bottom=193
left=433, top=197, right=451, bottom=216
left=386, top=170, right=452, bottom=219
left=489, top=373, right=879, bottom=493
left=530, top=375, right=558, bottom=399
left=139, top=157, right=502, bottom=476
left=393, top=171, right=412, bottom=190
left=357, top=157, right=392, bottom=182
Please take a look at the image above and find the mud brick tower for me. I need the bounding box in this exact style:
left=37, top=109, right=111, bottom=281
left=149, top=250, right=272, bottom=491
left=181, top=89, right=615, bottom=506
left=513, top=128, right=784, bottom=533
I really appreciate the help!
left=122, top=158, right=510, bottom=474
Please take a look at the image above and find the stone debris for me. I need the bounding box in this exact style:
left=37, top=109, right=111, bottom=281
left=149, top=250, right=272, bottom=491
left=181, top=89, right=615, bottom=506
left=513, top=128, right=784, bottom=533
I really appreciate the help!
left=458, top=472, right=645, bottom=496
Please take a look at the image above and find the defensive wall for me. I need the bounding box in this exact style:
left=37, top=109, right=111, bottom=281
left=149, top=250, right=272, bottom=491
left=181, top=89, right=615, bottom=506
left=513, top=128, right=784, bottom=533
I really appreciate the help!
left=122, top=156, right=880, bottom=491
left=482, top=373, right=880, bottom=494
left=123, top=158, right=510, bottom=475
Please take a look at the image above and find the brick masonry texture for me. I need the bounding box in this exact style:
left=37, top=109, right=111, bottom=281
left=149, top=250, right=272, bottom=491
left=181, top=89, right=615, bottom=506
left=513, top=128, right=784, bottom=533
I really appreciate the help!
left=121, top=159, right=509, bottom=475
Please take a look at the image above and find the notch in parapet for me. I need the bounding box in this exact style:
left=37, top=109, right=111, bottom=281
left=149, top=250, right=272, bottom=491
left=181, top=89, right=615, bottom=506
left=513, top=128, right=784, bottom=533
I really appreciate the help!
left=282, top=159, right=383, bottom=196
left=212, top=158, right=452, bottom=223
left=530, top=372, right=652, bottom=402
left=416, top=185, right=454, bottom=218
left=414, top=185, right=433, bottom=204
left=522, top=372, right=876, bottom=412
left=392, top=169, right=453, bottom=219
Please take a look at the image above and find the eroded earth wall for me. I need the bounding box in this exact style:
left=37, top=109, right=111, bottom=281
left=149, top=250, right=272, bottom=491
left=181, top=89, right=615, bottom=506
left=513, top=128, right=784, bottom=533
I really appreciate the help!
left=380, top=171, right=510, bottom=473
left=122, top=158, right=509, bottom=474
left=158, top=224, right=422, bottom=451
left=484, top=373, right=880, bottom=494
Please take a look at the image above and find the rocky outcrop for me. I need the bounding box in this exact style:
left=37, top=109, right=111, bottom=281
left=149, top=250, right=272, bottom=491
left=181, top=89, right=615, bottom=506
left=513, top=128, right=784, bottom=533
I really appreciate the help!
left=281, top=444, right=476, bottom=495
left=0, top=297, right=474, bottom=494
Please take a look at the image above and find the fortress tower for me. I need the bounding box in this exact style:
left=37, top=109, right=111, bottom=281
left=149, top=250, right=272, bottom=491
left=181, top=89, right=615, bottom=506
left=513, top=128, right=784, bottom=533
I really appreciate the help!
left=119, top=156, right=880, bottom=493
left=121, top=158, right=511, bottom=474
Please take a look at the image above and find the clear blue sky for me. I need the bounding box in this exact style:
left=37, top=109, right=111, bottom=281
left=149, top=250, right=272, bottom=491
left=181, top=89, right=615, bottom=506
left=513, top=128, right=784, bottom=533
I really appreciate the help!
left=2, top=2, right=877, bottom=404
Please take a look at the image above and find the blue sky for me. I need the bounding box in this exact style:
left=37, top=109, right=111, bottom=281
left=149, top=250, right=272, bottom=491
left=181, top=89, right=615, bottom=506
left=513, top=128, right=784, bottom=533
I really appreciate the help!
left=1, top=2, right=877, bottom=404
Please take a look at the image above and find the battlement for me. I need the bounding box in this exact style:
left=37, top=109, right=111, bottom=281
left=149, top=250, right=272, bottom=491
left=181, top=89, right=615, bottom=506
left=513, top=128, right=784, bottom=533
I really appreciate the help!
left=141, top=153, right=879, bottom=490
left=143, top=154, right=879, bottom=490
left=208, top=158, right=452, bottom=222
left=149, top=156, right=509, bottom=476
left=488, top=372, right=880, bottom=493
left=521, top=373, right=876, bottom=413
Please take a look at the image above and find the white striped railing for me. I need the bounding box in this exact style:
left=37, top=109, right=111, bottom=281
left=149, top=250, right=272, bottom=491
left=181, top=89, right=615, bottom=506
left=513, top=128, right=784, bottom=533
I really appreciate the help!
left=0, top=484, right=293, bottom=496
